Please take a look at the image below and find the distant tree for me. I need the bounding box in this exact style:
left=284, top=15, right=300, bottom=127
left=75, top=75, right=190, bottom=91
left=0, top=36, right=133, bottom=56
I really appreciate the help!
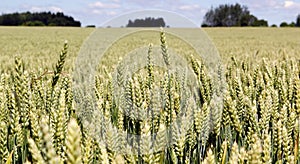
left=240, top=14, right=257, bottom=26
left=22, top=21, right=45, bottom=26
left=201, top=24, right=209, bottom=27
left=252, top=19, right=268, bottom=27
left=202, top=3, right=268, bottom=27
left=0, top=11, right=81, bottom=27
left=126, top=17, right=166, bottom=27
left=271, top=24, right=277, bottom=27
left=289, top=22, right=296, bottom=27
left=280, top=22, right=289, bottom=27
left=127, top=20, right=133, bottom=27
left=86, top=25, right=96, bottom=28
left=296, top=14, right=300, bottom=27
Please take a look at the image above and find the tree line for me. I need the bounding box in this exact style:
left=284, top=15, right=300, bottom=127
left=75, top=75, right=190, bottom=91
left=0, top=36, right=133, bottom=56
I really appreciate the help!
left=0, top=12, right=81, bottom=27
left=202, top=3, right=300, bottom=27
left=279, top=14, right=300, bottom=27
left=126, top=17, right=166, bottom=27
left=0, top=4, right=299, bottom=28
left=126, top=4, right=299, bottom=28
left=202, top=3, right=268, bottom=27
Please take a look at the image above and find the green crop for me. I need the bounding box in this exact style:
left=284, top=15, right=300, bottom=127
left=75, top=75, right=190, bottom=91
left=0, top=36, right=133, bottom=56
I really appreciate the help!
left=0, top=27, right=299, bottom=163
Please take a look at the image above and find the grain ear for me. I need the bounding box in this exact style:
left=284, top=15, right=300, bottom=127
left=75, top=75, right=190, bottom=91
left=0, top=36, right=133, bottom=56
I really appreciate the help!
left=66, top=118, right=82, bottom=164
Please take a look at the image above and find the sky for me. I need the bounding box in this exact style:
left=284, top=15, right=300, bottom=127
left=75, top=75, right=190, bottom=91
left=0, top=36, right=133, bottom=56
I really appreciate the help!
left=1, top=0, right=300, bottom=27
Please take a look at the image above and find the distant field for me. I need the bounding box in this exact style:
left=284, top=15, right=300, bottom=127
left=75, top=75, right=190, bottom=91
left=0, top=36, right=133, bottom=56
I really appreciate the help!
left=0, top=27, right=299, bottom=71
left=204, top=27, right=300, bottom=62
left=0, top=27, right=93, bottom=71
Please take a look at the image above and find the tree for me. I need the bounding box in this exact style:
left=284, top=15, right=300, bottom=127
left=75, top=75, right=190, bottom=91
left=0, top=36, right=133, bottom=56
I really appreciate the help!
left=280, top=22, right=289, bottom=27
left=22, top=21, right=45, bottom=26
left=0, top=11, right=81, bottom=27
left=126, top=17, right=166, bottom=27
left=296, top=14, right=300, bottom=27
left=202, top=3, right=268, bottom=27
left=86, top=25, right=96, bottom=28
left=289, top=22, right=296, bottom=27
left=127, top=20, right=133, bottom=27
left=252, top=19, right=268, bottom=27
left=271, top=24, right=277, bottom=27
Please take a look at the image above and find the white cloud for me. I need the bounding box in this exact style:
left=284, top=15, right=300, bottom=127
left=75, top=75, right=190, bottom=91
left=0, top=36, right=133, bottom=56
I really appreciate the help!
left=239, top=0, right=300, bottom=25
left=87, top=2, right=120, bottom=16
left=91, top=9, right=117, bottom=16
left=179, top=4, right=200, bottom=11
left=284, top=0, right=294, bottom=7
left=240, top=0, right=281, bottom=9
left=284, top=0, right=300, bottom=9
left=89, top=2, right=120, bottom=9
left=241, top=0, right=300, bottom=10
left=48, top=6, right=63, bottom=12
left=24, top=6, right=63, bottom=13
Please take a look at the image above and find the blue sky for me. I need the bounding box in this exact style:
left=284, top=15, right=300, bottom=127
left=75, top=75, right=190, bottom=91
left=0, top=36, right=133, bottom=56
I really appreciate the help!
left=1, top=0, right=300, bottom=27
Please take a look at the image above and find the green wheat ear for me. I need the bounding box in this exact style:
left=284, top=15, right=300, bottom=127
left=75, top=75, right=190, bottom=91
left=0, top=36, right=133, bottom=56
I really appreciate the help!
left=52, top=41, right=68, bottom=88
left=0, top=121, right=8, bottom=162
left=147, top=43, right=154, bottom=89
left=160, top=28, right=170, bottom=68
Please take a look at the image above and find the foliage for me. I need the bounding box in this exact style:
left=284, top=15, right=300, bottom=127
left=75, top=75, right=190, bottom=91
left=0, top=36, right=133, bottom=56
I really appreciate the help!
left=290, top=22, right=296, bottom=27
left=0, top=11, right=81, bottom=27
left=280, top=21, right=297, bottom=27
left=296, top=14, right=300, bottom=27
left=126, top=17, right=166, bottom=27
left=252, top=19, right=268, bottom=27
left=271, top=24, right=278, bottom=27
left=280, top=22, right=290, bottom=27
left=85, top=25, right=96, bottom=28
left=202, top=3, right=268, bottom=27
left=22, top=21, right=45, bottom=26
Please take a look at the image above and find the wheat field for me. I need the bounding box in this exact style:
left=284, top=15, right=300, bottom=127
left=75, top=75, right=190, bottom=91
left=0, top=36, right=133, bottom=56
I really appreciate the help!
left=0, top=27, right=299, bottom=163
